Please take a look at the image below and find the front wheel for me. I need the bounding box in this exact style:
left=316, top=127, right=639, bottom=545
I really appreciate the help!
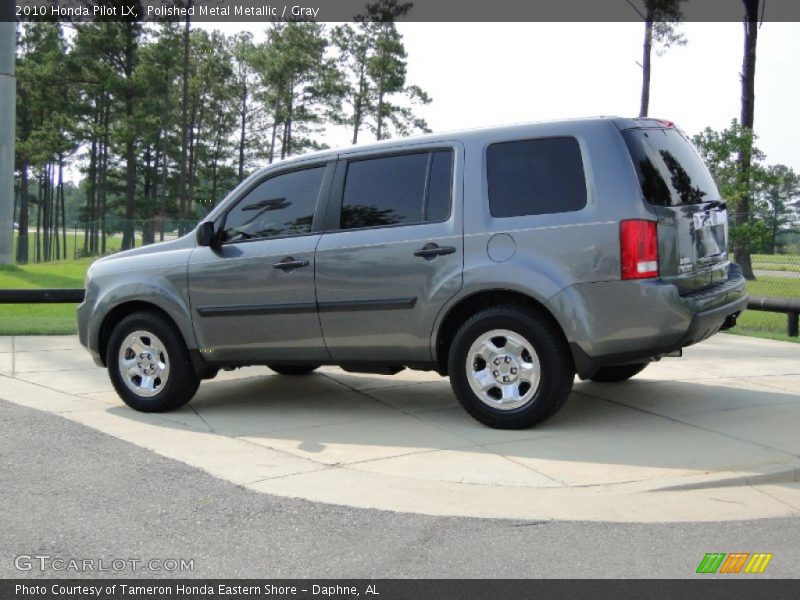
left=589, top=363, right=648, bottom=383
left=448, top=306, right=574, bottom=429
left=106, top=311, right=200, bottom=412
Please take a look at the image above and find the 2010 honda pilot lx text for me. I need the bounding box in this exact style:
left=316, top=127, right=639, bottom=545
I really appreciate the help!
left=78, top=117, right=747, bottom=429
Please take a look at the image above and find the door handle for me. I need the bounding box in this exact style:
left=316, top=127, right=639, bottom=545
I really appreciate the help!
left=273, top=257, right=310, bottom=271
left=413, top=243, right=456, bottom=260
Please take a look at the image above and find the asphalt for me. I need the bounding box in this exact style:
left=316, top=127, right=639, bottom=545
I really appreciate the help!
left=2, top=398, right=799, bottom=579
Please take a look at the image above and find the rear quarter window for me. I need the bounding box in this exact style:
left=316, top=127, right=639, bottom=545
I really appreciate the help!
left=486, top=137, right=587, bottom=218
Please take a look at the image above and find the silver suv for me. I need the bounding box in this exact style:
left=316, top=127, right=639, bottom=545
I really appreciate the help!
left=78, top=117, right=747, bottom=429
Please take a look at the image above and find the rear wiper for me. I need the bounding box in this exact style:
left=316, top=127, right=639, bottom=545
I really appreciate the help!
left=704, top=200, right=727, bottom=210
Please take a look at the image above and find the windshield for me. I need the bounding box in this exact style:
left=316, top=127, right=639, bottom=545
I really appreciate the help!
left=622, top=128, right=720, bottom=207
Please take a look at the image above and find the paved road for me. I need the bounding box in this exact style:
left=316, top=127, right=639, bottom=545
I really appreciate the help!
left=1, top=399, right=798, bottom=579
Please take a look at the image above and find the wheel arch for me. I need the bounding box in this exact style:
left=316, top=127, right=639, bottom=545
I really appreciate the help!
left=433, top=289, right=570, bottom=375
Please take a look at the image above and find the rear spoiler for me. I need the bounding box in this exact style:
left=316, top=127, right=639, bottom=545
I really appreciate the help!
left=614, top=117, right=677, bottom=131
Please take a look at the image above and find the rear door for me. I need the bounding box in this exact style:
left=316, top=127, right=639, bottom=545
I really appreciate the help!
left=315, top=145, right=463, bottom=364
left=622, top=125, right=729, bottom=294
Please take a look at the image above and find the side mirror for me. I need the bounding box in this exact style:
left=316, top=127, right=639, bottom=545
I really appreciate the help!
left=196, top=221, right=218, bottom=247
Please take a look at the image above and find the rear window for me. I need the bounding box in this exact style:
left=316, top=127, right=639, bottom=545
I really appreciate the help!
left=486, top=137, right=587, bottom=218
left=622, top=128, right=719, bottom=206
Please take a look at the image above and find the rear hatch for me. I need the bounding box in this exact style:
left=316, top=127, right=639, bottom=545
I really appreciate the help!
left=621, top=122, right=729, bottom=294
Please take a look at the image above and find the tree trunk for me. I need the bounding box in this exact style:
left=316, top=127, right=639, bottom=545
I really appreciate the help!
left=156, top=73, right=172, bottom=244
left=352, top=66, right=367, bottom=145
left=187, top=97, right=203, bottom=221
left=42, top=166, right=50, bottom=261
left=121, top=23, right=138, bottom=251
left=86, top=138, right=94, bottom=255
left=122, top=109, right=137, bottom=250
left=639, top=16, right=653, bottom=118
left=771, top=209, right=778, bottom=254
left=39, top=168, right=45, bottom=261
left=178, top=11, right=192, bottom=234
left=268, top=116, right=279, bottom=164
left=283, top=118, right=292, bottom=159
left=142, top=145, right=153, bottom=246
left=55, top=155, right=65, bottom=260
left=376, top=86, right=385, bottom=140
left=158, top=142, right=168, bottom=243
left=59, top=156, right=66, bottom=260
left=35, top=201, right=41, bottom=263
left=100, top=103, right=110, bottom=255
left=53, top=162, right=60, bottom=260
left=86, top=104, right=99, bottom=255
left=16, top=160, right=29, bottom=264
left=238, top=80, right=247, bottom=181
left=735, top=0, right=759, bottom=280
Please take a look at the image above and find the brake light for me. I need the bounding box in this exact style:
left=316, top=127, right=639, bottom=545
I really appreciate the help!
left=620, top=219, right=659, bottom=279
left=635, top=117, right=675, bottom=129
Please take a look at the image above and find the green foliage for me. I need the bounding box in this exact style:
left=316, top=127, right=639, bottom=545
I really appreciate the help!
left=693, top=120, right=798, bottom=278
left=692, top=120, right=769, bottom=253
left=647, top=0, right=687, bottom=55
left=753, top=164, right=800, bottom=253
left=13, top=14, right=433, bottom=264
left=693, top=120, right=763, bottom=202
left=334, top=0, right=431, bottom=143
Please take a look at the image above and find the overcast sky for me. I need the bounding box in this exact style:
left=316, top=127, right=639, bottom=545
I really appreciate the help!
left=204, top=21, right=800, bottom=172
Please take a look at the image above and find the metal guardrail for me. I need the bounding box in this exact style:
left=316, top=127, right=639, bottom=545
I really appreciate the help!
left=0, top=289, right=797, bottom=337
left=0, top=289, right=85, bottom=303
left=747, top=296, right=800, bottom=337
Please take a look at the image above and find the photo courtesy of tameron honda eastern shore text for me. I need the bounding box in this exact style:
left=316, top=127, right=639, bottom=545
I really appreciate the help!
left=77, top=117, right=747, bottom=429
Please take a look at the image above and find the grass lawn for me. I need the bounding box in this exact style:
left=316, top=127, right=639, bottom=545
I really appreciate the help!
left=714, top=275, right=799, bottom=344
left=1, top=256, right=799, bottom=342
left=0, top=260, right=91, bottom=335
left=12, top=231, right=124, bottom=261
left=751, top=253, right=800, bottom=273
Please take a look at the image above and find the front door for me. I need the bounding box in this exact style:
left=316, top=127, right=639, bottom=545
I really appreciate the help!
left=188, top=163, right=332, bottom=364
left=315, top=146, right=463, bottom=364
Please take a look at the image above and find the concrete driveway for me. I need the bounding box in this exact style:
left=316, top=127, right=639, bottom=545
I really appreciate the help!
left=1, top=333, right=799, bottom=524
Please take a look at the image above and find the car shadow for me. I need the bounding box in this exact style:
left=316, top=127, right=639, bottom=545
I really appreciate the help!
left=106, top=369, right=800, bottom=489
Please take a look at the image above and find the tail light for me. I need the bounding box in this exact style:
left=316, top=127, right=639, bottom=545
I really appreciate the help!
left=620, top=219, right=659, bottom=279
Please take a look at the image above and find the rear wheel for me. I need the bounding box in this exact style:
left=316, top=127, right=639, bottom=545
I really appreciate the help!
left=106, top=311, right=199, bottom=412
left=268, top=364, right=320, bottom=376
left=448, top=306, right=574, bottom=429
left=589, top=363, right=648, bottom=383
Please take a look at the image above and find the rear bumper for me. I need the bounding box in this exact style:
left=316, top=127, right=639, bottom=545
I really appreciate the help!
left=550, top=264, right=747, bottom=378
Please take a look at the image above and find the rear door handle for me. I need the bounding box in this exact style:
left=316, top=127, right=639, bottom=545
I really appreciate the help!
left=273, top=257, right=310, bottom=271
left=413, top=243, right=456, bottom=260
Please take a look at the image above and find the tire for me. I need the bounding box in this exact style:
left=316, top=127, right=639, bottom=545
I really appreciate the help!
left=106, top=311, right=200, bottom=412
left=448, top=306, right=574, bottom=429
left=268, top=364, right=320, bottom=376
left=589, top=363, right=648, bottom=383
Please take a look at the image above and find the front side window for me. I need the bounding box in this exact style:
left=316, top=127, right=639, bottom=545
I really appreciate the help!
left=486, top=137, right=587, bottom=218
left=340, top=149, right=453, bottom=230
left=221, top=166, right=325, bottom=243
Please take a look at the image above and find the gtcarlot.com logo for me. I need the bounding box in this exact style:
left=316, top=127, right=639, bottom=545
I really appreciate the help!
left=14, top=554, right=194, bottom=573
left=696, top=552, right=773, bottom=574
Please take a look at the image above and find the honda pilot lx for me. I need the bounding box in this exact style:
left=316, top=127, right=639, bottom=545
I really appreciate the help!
left=78, top=117, right=747, bottom=429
